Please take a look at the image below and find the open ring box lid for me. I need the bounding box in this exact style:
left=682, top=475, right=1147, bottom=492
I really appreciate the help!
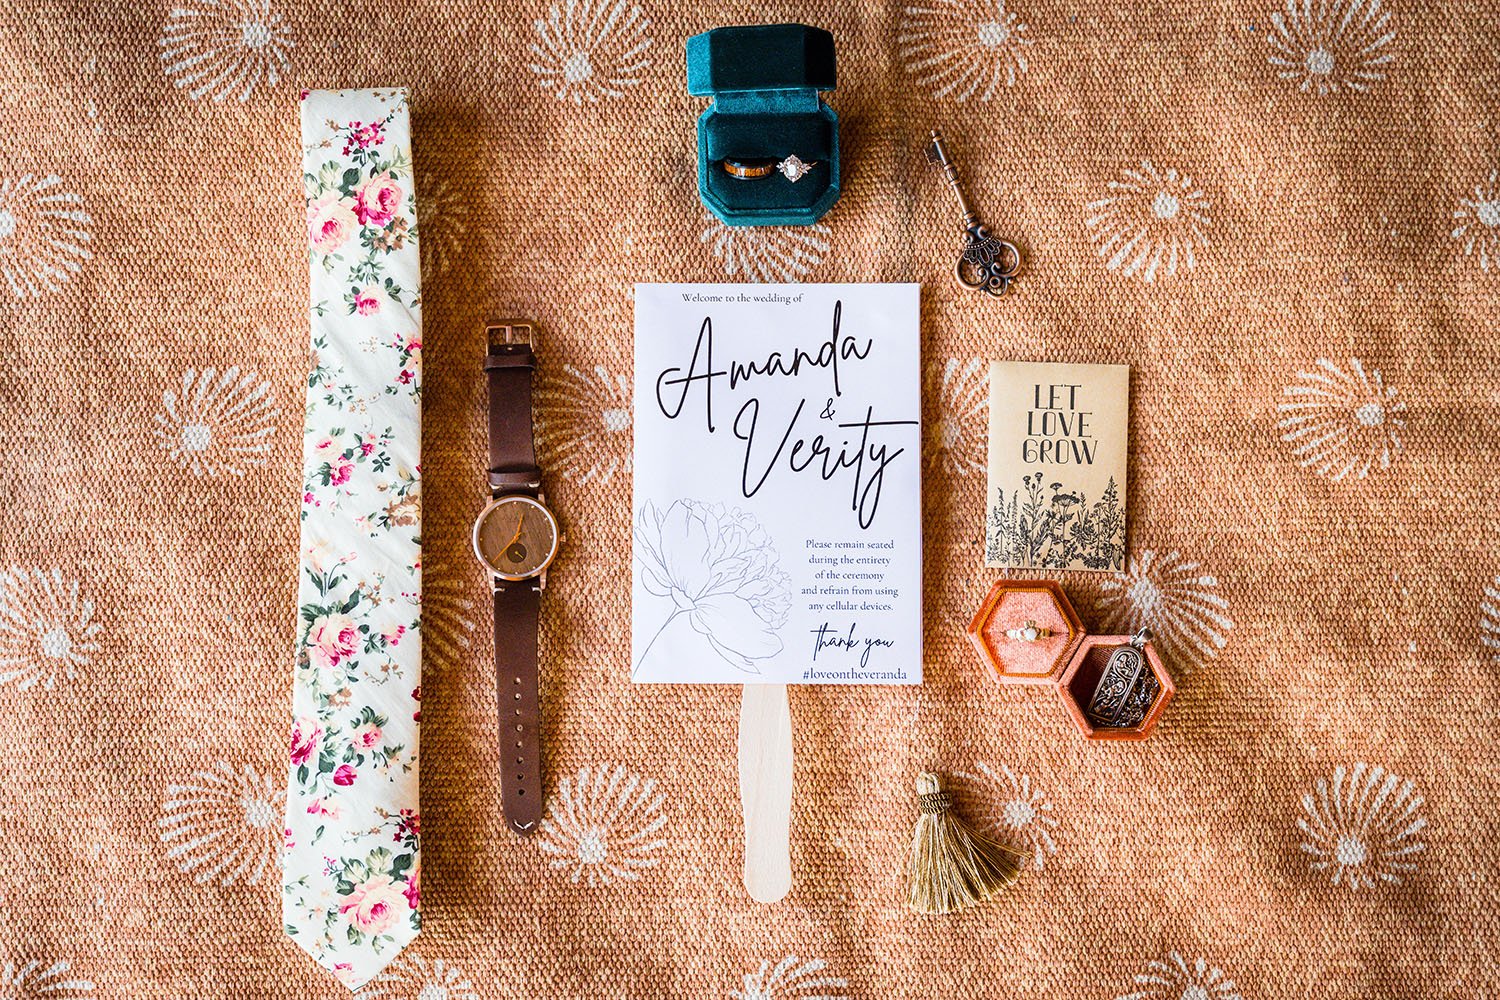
left=686, top=23, right=841, bottom=227
left=967, top=579, right=1175, bottom=741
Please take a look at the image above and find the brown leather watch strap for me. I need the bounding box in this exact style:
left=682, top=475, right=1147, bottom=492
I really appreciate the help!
left=485, top=333, right=545, bottom=835
left=494, top=581, right=543, bottom=834
left=486, top=343, right=538, bottom=491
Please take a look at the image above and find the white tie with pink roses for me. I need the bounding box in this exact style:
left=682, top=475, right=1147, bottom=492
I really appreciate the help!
left=282, top=88, right=423, bottom=992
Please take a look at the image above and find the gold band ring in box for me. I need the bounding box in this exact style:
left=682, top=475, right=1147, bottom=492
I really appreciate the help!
left=1004, top=619, right=1051, bottom=642
left=722, top=156, right=820, bottom=183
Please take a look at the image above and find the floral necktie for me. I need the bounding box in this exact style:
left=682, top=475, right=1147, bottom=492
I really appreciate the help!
left=281, top=88, right=423, bottom=991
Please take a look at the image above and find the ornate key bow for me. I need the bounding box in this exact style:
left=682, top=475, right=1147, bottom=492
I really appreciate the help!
left=925, top=128, right=1022, bottom=297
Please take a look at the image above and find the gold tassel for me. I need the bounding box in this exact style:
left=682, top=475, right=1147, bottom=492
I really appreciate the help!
left=906, top=771, right=1026, bottom=915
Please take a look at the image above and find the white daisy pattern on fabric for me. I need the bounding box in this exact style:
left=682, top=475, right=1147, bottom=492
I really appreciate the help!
left=1481, top=574, right=1500, bottom=665
left=158, top=761, right=286, bottom=886
left=730, top=956, right=850, bottom=1000
left=926, top=358, right=988, bottom=477
left=1115, top=952, right=1242, bottom=1000
left=158, top=0, right=294, bottom=103
left=1266, top=0, right=1395, bottom=96
left=1098, top=549, right=1234, bottom=676
left=956, top=762, right=1058, bottom=870
left=0, top=957, right=95, bottom=997
left=416, top=561, right=478, bottom=676
left=1276, top=357, right=1405, bottom=480
left=537, top=763, right=667, bottom=888
left=79, top=50, right=104, bottom=135
left=702, top=218, right=832, bottom=283
left=353, top=954, right=479, bottom=1000
left=897, top=0, right=1034, bottom=100
left=538, top=364, right=632, bottom=485
left=528, top=0, right=653, bottom=105
left=152, top=367, right=280, bottom=477
left=1085, top=160, right=1211, bottom=284
left=1452, top=169, right=1500, bottom=273
left=0, top=173, right=92, bottom=299
left=416, top=177, right=466, bottom=277
left=1298, top=761, right=1426, bottom=890
left=0, top=568, right=100, bottom=692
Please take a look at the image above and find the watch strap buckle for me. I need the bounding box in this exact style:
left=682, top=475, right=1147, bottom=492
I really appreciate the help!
left=486, top=319, right=540, bottom=350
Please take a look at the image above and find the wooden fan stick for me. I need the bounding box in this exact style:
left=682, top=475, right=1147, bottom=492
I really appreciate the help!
left=738, top=683, right=793, bottom=904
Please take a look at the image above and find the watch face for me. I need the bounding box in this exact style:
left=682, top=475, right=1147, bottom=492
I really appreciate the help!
left=472, top=495, right=559, bottom=581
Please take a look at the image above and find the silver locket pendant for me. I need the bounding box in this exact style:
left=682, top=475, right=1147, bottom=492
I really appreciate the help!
left=1085, top=628, right=1159, bottom=729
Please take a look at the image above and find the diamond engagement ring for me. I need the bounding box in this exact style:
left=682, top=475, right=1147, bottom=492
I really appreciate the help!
left=775, top=155, right=817, bottom=182
left=722, top=156, right=820, bottom=182
left=1004, top=620, right=1052, bottom=642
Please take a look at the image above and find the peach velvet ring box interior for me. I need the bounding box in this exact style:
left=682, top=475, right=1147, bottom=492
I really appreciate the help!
left=967, top=579, right=1174, bottom=741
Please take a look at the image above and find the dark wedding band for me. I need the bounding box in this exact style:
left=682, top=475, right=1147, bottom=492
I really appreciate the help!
left=723, top=158, right=777, bottom=180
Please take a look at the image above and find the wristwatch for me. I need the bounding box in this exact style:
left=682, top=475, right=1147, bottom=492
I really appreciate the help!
left=470, top=320, right=560, bottom=835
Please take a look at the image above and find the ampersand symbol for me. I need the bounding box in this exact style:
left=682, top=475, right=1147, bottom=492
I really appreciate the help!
left=820, top=398, right=836, bottom=420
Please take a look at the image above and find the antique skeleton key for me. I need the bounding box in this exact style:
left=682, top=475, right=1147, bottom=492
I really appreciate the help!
left=925, top=128, right=1022, bottom=297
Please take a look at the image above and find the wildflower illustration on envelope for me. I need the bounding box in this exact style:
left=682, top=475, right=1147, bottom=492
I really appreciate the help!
left=984, top=360, right=1130, bottom=572
left=631, top=283, right=924, bottom=686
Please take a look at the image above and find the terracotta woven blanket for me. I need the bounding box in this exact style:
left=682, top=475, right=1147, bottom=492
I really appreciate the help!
left=1, top=1, right=1496, bottom=997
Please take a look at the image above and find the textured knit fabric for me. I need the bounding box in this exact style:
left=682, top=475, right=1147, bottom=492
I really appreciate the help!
left=1, top=1, right=1498, bottom=998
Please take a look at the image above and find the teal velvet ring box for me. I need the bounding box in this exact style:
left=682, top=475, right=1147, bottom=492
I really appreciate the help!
left=687, top=23, right=840, bottom=227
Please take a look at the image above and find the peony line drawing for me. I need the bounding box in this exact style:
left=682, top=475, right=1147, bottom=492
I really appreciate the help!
left=633, top=499, right=791, bottom=677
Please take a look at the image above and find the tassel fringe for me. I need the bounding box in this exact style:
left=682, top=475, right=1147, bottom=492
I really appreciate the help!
left=906, top=771, right=1025, bottom=915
